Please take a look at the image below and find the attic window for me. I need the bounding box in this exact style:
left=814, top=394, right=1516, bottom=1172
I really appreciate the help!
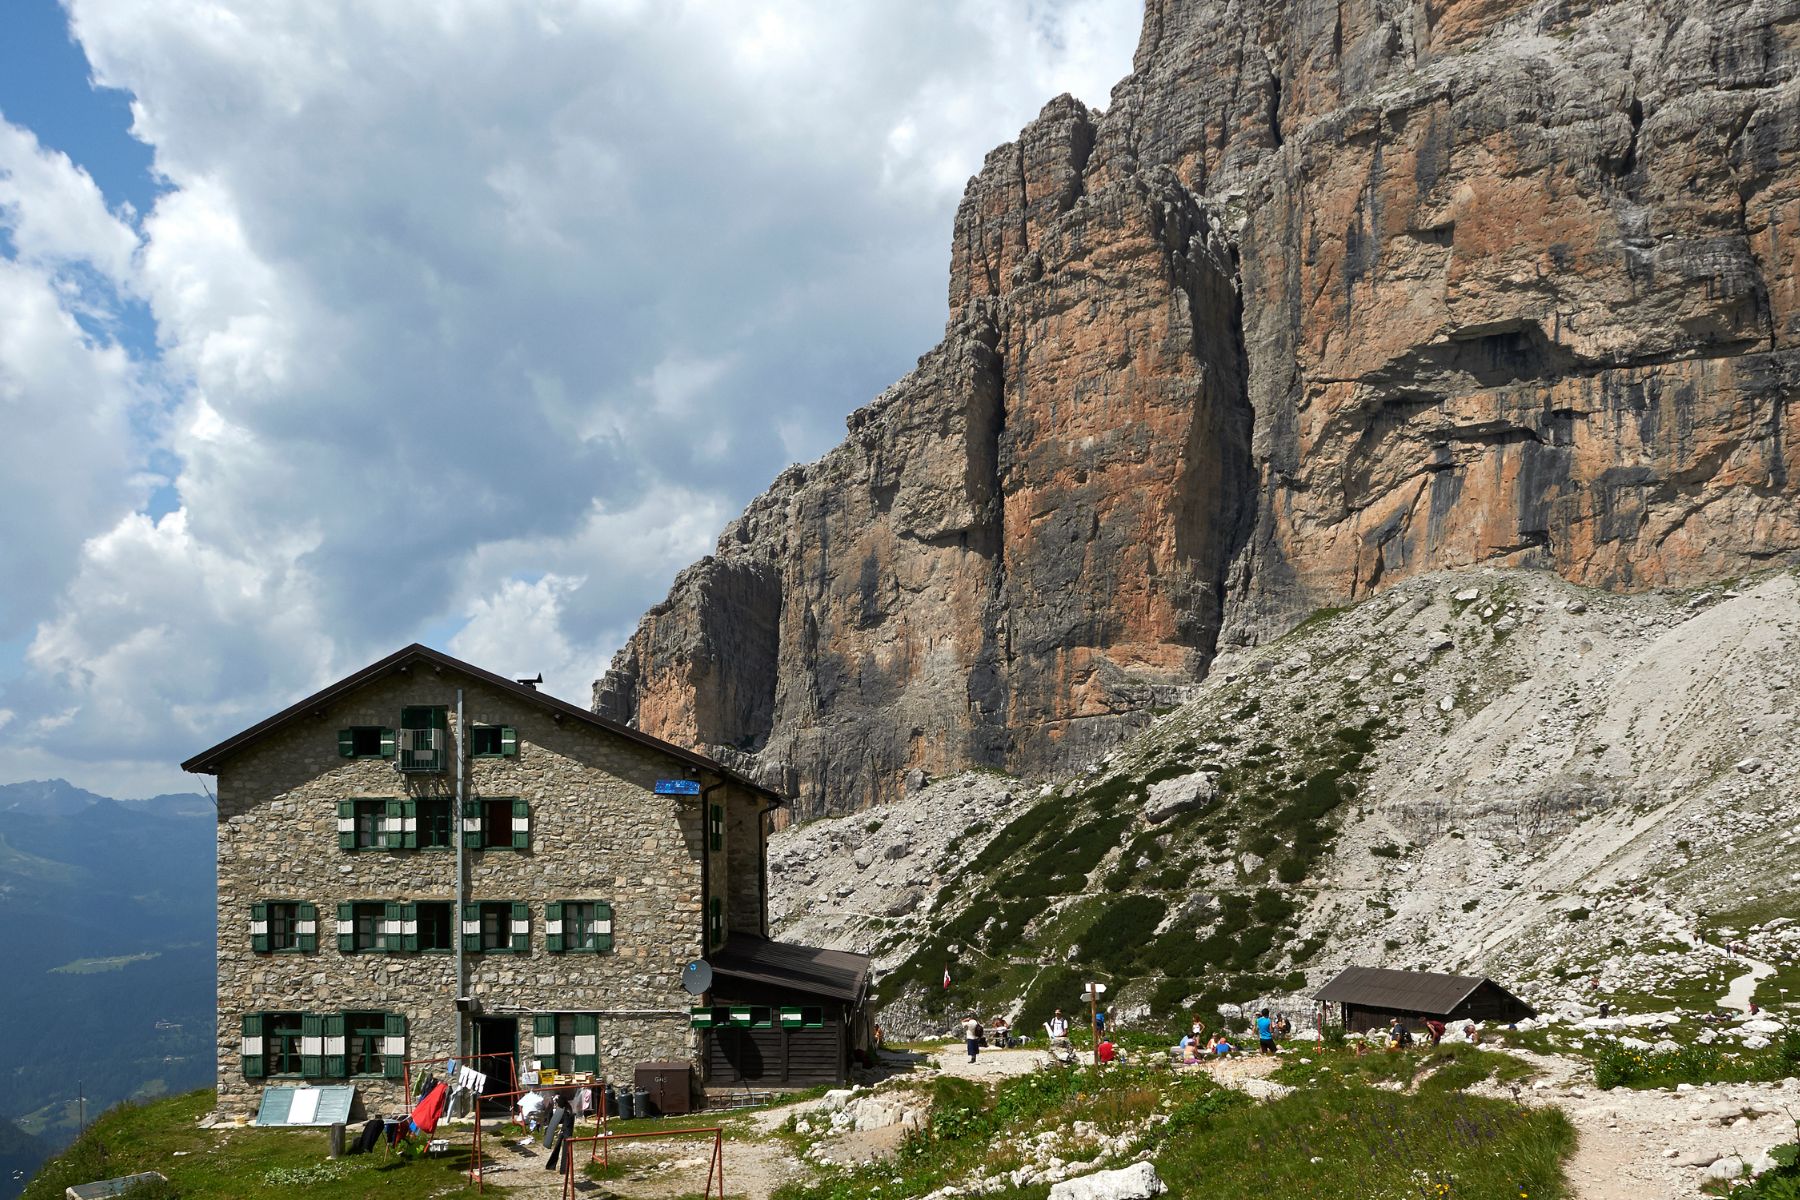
left=337, top=727, right=394, bottom=759
left=471, top=725, right=517, bottom=757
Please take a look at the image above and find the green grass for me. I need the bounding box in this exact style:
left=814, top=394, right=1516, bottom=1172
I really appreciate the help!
left=22, top=1090, right=495, bottom=1200
left=1594, top=1029, right=1800, bottom=1089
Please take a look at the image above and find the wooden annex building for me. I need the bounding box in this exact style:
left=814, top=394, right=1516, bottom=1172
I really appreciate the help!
left=1315, top=967, right=1537, bottom=1033
left=696, top=934, right=872, bottom=1089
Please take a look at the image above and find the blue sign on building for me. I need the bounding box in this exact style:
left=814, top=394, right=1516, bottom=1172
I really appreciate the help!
left=654, top=778, right=702, bottom=795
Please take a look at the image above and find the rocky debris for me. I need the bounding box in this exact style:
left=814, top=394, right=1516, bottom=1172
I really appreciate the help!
left=1144, top=772, right=1216, bottom=824
left=1047, top=1162, right=1165, bottom=1200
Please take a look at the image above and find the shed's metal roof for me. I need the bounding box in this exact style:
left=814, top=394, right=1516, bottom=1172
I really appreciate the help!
left=1314, top=966, right=1513, bottom=1015
left=709, top=934, right=871, bottom=1003
left=179, top=642, right=782, bottom=803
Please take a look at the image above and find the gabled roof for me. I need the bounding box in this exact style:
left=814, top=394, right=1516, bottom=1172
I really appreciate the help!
left=180, top=643, right=782, bottom=803
left=708, top=934, right=871, bottom=1003
left=1314, top=966, right=1526, bottom=1016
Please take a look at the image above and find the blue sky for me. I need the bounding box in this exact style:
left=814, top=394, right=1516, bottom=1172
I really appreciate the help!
left=0, top=0, right=1140, bottom=798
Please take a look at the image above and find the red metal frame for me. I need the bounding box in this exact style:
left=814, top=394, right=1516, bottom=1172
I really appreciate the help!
left=397, top=1050, right=520, bottom=1192
left=557, top=1126, right=726, bottom=1200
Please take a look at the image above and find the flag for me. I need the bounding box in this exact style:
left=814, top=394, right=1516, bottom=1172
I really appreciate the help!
left=942, top=967, right=951, bottom=990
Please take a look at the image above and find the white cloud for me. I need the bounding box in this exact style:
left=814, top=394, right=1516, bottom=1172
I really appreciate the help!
left=0, top=0, right=1142, bottom=796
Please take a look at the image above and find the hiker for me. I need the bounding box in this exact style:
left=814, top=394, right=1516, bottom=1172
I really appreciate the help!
left=1256, top=1009, right=1276, bottom=1054
left=1190, top=1013, right=1207, bottom=1042
left=1210, top=1034, right=1234, bottom=1058
left=1274, top=1013, right=1292, bottom=1042
left=1046, top=1008, right=1071, bottom=1047
left=962, top=1013, right=984, bottom=1063
left=1097, top=1037, right=1118, bottom=1064
left=990, top=1015, right=1012, bottom=1048
left=542, top=1093, right=575, bottom=1173
left=873, top=1023, right=885, bottom=1050
left=1094, top=1006, right=1108, bottom=1035
left=1463, top=1021, right=1480, bottom=1045
left=1597, top=1001, right=1610, bottom=1019
left=1424, top=1018, right=1446, bottom=1047
left=1179, top=1035, right=1200, bottom=1066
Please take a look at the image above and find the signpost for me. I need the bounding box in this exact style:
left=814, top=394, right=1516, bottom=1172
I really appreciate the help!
left=654, top=779, right=701, bottom=796
left=1082, top=982, right=1107, bottom=1064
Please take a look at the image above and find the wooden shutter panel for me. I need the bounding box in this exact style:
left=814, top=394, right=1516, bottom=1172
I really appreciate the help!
left=250, top=902, right=269, bottom=953
left=383, top=1012, right=407, bottom=1080
left=710, top=803, right=723, bottom=852
left=383, top=799, right=404, bottom=850
left=545, top=902, right=564, bottom=954
left=500, top=726, right=517, bottom=756
left=462, top=796, right=483, bottom=849
left=382, top=902, right=403, bottom=954
left=241, top=1013, right=266, bottom=1079
left=296, top=903, right=318, bottom=953
left=709, top=897, right=723, bottom=947
left=337, top=800, right=356, bottom=850
left=462, top=902, right=481, bottom=953
left=510, top=901, right=530, bottom=953
left=300, top=1012, right=325, bottom=1078
left=379, top=727, right=396, bottom=758
left=402, top=903, right=420, bottom=953
left=532, top=1014, right=556, bottom=1067
left=337, top=729, right=355, bottom=757
left=400, top=799, right=418, bottom=849
left=511, top=798, right=530, bottom=850
left=573, top=1014, right=598, bottom=1073
left=323, top=1012, right=347, bottom=1078
left=593, top=901, right=614, bottom=953
left=338, top=903, right=355, bottom=953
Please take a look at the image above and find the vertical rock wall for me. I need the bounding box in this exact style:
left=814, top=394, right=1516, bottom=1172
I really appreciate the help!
left=599, top=0, right=1800, bottom=818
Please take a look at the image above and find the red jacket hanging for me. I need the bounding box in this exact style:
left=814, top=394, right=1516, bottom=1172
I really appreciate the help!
left=409, top=1081, right=449, bottom=1135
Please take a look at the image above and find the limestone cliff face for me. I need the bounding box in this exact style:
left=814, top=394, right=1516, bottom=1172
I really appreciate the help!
left=598, top=0, right=1800, bottom=817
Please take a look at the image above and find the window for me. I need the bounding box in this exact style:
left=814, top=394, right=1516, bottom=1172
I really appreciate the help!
left=243, top=1011, right=405, bottom=1080
left=532, top=1013, right=597, bottom=1074
left=338, top=901, right=393, bottom=953
left=546, top=901, right=613, bottom=953
left=346, top=1011, right=388, bottom=1077
left=415, top=901, right=454, bottom=952
left=463, top=796, right=529, bottom=850
left=470, top=724, right=517, bottom=757
left=337, top=798, right=389, bottom=851
left=416, top=798, right=453, bottom=849
left=463, top=901, right=528, bottom=953
left=251, top=901, right=317, bottom=953
left=709, top=803, right=724, bottom=852
left=337, top=727, right=395, bottom=759
left=398, top=706, right=448, bottom=772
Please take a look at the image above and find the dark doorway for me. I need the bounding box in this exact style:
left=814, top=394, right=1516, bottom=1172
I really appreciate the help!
left=473, top=1017, right=518, bottom=1112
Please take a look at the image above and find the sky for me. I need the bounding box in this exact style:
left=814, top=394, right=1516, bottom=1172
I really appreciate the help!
left=0, top=0, right=1142, bottom=799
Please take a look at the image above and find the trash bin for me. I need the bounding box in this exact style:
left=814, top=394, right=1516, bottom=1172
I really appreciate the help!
left=634, top=1061, right=693, bottom=1116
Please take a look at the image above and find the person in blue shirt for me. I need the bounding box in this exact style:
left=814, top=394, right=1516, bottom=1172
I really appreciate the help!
left=1256, top=1009, right=1276, bottom=1054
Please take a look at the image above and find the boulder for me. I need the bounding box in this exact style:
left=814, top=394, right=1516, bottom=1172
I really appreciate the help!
left=1145, top=772, right=1217, bottom=824
left=1047, top=1162, right=1165, bottom=1200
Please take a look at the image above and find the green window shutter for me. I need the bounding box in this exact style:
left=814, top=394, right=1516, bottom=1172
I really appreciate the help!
left=500, top=726, right=517, bottom=756
left=382, top=902, right=403, bottom=954
left=402, top=903, right=419, bottom=953
left=511, top=798, right=530, bottom=850
left=710, top=803, right=723, bottom=852
left=379, top=727, right=396, bottom=758
left=250, top=902, right=270, bottom=953
left=241, top=1013, right=266, bottom=1079
left=337, top=903, right=355, bottom=954
left=545, top=902, right=564, bottom=954
left=593, top=901, right=613, bottom=953
left=323, top=1012, right=347, bottom=1078
left=383, top=1012, right=407, bottom=1080
left=531, top=1014, right=556, bottom=1067
left=510, top=901, right=530, bottom=953
left=337, top=729, right=355, bottom=757
left=709, top=897, right=724, bottom=948
left=300, top=1012, right=325, bottom=1078
left=400, top=799, right=418, bottom=849
left=337, top=800, right=356, bottom=850
left=462, top=902, right=481, bottom=953
left=384, top=799, right=405, bottom=850
left=463, top=796, right=482, bottom=849
left=296, top=903, right=318, bottom=953
left=573, top=1014, right=598, bottom=1073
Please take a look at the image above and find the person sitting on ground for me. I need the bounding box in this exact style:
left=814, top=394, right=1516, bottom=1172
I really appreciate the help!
left=990, top=1015, right=1012, bottom=1048
left=1463, top=1021, right=1480, bottom=1045
left=1209, top=1034, right=1234, bottom=1058
left=1274, top=1013, right=1292, bottom=1041
left=1180, top=1036, right=1200, bottom=1066
left=1097, top=1037, right=1117, bottom=1064
left=515, top=1087, right=546, bottom=1133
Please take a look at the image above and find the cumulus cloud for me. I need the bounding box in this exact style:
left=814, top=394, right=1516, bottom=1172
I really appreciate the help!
left=0, top=0, right=1141, bottom=795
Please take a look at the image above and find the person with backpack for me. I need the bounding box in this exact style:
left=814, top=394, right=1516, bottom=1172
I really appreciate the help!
left=1255, top=1009, right=1276, bottom=1054
left=542, top=1093, right=576, bottom=1173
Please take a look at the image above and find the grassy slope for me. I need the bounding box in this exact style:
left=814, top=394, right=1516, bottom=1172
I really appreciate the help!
left=21, top=1091, right=493, bottom=1200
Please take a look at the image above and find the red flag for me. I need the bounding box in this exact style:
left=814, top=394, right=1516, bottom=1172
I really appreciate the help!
left=942, top=967, right=951, bottom=990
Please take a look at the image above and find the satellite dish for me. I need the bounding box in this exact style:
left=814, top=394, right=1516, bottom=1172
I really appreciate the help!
left=681, top=960, right=714, bottom=996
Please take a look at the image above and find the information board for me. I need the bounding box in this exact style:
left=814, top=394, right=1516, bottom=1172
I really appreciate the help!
left=255, top=1085, right=357, bottom=1127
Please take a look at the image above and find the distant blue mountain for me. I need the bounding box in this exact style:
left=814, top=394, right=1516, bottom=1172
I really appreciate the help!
left=0, top=780, right=214, bottom=1199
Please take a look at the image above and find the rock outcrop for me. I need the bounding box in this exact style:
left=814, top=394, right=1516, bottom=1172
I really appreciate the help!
left=598, top=0, right=1800, bottom=817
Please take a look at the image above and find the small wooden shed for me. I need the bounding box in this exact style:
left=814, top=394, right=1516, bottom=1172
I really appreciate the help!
left=698, top=934, right=871, bottom=1088
left=1315, top=966, right=1536, bottom=1033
